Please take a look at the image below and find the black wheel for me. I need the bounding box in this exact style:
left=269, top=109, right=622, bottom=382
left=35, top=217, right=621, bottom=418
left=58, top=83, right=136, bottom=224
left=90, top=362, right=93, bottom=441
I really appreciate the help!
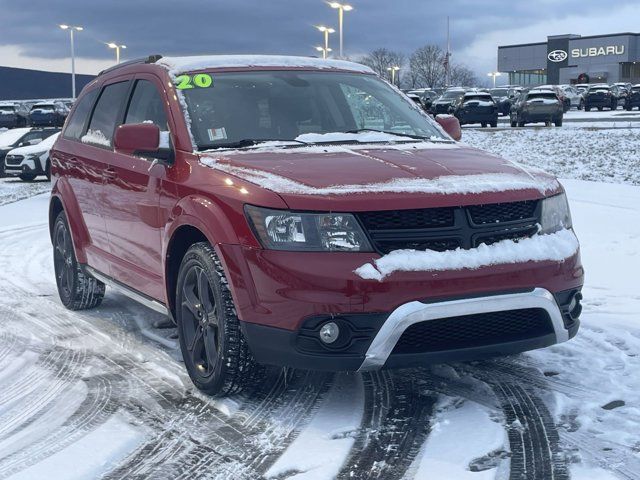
left=578, top=100, right=584, bottom=110
left=626, top=105, right=632, bottom=111
left=19, top=173, right=37, bottom=182
left=176, top=242, right=265, bottom=396
left=545, top=121, right=551, bottom=127
left=510, top=120, right=517, bottom=128
left=45, top=161, right=51, bottom=181
left=597, top=106, right=603, bottom=111
left=53, top=211, right=105, bottom=310
left=611, top=102, right=617, bottom=111
left=490, top=120, right=498, bottom=128
left=555, top=118, right=563, bottom=127
left=518, top=121, right=525, bottom=127
left=585, top=106, right=591, bottom=112
left=481, top=122, right=487, bottom=128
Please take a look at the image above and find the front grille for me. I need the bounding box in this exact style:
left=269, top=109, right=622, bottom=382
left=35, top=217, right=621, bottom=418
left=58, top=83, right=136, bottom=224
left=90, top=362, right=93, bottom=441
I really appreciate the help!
left=392, top=308, right=553, bottom=354
left=5, top=155, right=24, bottom=166
left=357, top=200, right=540, bottom=254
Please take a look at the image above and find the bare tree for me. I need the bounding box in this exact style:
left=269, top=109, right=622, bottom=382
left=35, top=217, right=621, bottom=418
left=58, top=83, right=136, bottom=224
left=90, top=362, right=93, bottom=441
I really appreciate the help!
left=360, top=48, right=406, bottom=84
left=408, top=45, right=446, bottom=88
left=449, top=64, right=478, bottom=87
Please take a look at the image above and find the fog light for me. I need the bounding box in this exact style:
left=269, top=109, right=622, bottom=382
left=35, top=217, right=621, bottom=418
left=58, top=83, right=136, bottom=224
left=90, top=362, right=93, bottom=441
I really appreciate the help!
left=319, top=322, right=340, bottom=344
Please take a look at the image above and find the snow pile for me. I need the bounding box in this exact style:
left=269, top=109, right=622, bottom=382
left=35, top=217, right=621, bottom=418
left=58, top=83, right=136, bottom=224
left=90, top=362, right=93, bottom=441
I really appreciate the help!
left=354, top=229, right=579, bottom=281
left=201, top=157, right=559, bottom=196
left=156, top=55, right=374, bottom=76
left=463, top=127, right=640, bottom=186
left=81, top=130, right=110, bottom=147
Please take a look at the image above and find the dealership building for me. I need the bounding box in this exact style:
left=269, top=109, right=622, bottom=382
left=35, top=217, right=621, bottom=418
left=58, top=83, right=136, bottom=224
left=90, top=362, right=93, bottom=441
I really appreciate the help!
left=498, top=33, right=640, bottom=86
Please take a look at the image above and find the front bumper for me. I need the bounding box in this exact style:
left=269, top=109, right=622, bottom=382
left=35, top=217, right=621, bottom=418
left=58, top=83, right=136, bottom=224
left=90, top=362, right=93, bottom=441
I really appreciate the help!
left=4, top=159, right=42, bottom=177
left=219, top=244, right=584, bottom=370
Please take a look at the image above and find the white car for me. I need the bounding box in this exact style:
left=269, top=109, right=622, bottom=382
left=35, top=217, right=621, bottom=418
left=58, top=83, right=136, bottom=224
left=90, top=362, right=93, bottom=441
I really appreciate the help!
left=559, top=85, right=585, bottom=110
left=4, top=131, right=60, bottom=181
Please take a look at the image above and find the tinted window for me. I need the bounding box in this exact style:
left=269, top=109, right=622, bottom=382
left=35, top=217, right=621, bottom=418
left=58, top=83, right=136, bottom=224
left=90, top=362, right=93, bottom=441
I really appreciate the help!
left=124, top=80, right=168, bottom=130
left=86, top=81, right=130, bottom=146
left=63, top=89, right=98, bottom=140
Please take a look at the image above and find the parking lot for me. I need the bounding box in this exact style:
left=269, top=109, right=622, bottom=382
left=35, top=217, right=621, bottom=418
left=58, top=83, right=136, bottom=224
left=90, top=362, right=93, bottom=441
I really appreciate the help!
left=0, top=120, right=638, bottom=479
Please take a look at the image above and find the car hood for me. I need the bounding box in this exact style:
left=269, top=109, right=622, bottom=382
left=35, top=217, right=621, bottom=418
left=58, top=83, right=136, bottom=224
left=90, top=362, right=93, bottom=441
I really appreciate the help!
left=199, top=142, right=560, bottom=211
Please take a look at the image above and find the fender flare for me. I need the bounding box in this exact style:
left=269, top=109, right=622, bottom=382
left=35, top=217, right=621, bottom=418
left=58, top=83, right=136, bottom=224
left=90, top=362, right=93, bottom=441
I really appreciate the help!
left=50, top=178, right=91, bottom=264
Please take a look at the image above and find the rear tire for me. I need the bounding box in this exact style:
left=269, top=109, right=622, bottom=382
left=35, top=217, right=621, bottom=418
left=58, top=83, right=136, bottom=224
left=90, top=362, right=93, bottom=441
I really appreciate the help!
left=585, top=106, right=591, bottom=112
left=597, top=106, right=603, bottom=111
left=53, top=211, right=105, bottom=310
left=518, top=121, right=525, bottom=127
left=176, top=242, right=265, bottom=396
left=555, top=118, right=563, bottom=127
left=490, top=120, right=498, bottom=128
left=481, top=122, right=487, bottom=128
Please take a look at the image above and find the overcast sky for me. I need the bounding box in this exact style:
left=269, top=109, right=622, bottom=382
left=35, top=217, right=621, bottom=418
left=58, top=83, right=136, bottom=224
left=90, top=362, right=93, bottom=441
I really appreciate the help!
left=1, top=0, right=639, bottom=82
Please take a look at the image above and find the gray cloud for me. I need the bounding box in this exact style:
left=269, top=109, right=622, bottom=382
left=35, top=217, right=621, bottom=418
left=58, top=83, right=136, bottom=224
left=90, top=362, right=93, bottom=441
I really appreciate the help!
left=0, top=0, right=636, bottom=72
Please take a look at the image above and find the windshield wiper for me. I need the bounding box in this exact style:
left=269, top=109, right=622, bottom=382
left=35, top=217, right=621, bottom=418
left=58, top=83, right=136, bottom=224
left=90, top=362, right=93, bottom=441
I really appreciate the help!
left=199, top=138, right=310, bottom=151
left=342, top=128, right=450, bottom=142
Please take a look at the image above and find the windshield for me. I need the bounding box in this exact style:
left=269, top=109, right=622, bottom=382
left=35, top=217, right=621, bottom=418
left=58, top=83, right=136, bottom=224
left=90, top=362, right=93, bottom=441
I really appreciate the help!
left=441, top=91, right=465, bottom=100
left=589, top=86, right=610, bottom=92
left=177, top=71, right=446, bottom=150
left=0, top=106, right=15, bottom=113
left=464, top=95, right=493, bottom=102
left=32, top=104, right=55, bottom=111
left=527, top=92, right=557, bottom=100
left=489, top=88, right=508, bottom=97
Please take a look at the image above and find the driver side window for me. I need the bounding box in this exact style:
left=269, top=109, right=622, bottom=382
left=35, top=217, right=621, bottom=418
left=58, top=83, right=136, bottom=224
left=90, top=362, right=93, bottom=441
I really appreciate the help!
left=124, top=79, right=170, bottom=149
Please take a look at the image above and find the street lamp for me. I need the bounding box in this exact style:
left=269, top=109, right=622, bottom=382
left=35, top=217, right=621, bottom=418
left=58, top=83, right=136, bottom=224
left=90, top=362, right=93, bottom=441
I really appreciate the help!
left=328, top=2, right=352, bottom=58
left=387, top=66, right=400, bottom=86
left=107, top=42, right=127, bottom=64
left=316, top=26, right=335, bottom=59
left=487, top=71, right=502, bottom=88
left=315, top=46, right=333, bottom=60
left=59, top=24, right=83, bottom=99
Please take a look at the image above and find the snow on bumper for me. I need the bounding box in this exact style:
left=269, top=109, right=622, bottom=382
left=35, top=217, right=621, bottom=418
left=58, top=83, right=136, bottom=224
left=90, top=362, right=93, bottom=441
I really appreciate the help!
left=355, top=229, right=580, bottom=282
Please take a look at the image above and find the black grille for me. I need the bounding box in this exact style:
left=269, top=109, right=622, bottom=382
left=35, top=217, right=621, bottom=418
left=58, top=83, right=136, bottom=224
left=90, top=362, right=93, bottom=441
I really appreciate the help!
left=392, top=308, right=553, bottom=354
left=359, top=207, right=454, bottom=230
left=5, top=155, right=24, bottom=166
left=357, top=200, right=540, bottom=255
left=468, top=200, right=537, bottom=225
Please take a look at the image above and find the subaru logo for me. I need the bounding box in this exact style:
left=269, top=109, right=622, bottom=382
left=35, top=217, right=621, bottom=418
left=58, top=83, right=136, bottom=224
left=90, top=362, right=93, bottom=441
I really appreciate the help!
left=548, top=50, right=568, bottom=62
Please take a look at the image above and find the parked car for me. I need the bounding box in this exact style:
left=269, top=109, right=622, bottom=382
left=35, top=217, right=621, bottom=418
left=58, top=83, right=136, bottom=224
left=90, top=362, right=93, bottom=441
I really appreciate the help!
left=559, top=85, right=584, bottom=110
left=430, top=88, right=466, bottom=114
left=574, top=83, right=590, bottom=94
left=3, top=131, right=60, bottom=181
left=510, top=89, right=564, bottom=127
left=407, top=89, right=438, bottom=112
left=0, top=127, right=59, bottom=177
left=488, top=88, right=512, bottom=116
left=538, top=85, right=571, bottom=112
left=614, top=82, right=632, bottom=95
left=0, top=102, right=29, bottom=128
left=583, top=84, right=619, bottom=111
left=29, top=101, right=68, bottom=127
left=49, top=55, right=582, bottom=397
left=453, top=92, right=498, bottom=127
left=625, top=84, right=640, bottom=111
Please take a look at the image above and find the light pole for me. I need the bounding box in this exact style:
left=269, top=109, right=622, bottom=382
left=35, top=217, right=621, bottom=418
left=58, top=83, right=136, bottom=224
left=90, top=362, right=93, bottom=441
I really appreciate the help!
left=315, top=46, right=333, bottom=60
left=107, top=42, right=127, bottom=64
left=59, top=24, right=83, bottom=99
left=387, top=66, right=400, bottom=86
left=316, top=26, right=335, bottom=59
left=487, top=71, right=501, bottom=88
left=328, top=2, right=352, bottom=58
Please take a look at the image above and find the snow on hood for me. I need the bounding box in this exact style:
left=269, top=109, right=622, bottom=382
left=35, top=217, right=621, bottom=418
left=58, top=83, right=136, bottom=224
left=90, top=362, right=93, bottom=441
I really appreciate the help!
left=200, top=144, right=560, bottom=197
left=355, top=229, right=579, bottom=281
left=0, top=128, right=31, bottom=148
left=156, top=55, right=374, bottom=76
left=295, top=131, right=442, bottom=144
left=7, top=132, right=59, bottom=156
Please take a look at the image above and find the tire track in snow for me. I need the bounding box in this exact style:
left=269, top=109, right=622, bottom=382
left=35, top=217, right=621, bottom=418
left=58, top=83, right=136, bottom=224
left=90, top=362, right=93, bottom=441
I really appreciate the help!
left=336, top=371, right=437, bottom=480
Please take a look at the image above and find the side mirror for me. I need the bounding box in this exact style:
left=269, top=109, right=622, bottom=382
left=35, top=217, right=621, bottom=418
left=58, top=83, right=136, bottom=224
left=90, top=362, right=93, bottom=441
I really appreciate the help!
left=114, top=123, right=173, bottom=163
left=435, top=114, right=462, bottom=141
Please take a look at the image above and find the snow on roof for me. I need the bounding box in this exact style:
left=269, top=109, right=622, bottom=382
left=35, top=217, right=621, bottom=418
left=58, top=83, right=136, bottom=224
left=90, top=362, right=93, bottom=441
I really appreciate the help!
left=156, top=55, right=374, bottom=75
left=355, top=228, right=579, bottom=281
left=0, top=128, right=31, bottom=148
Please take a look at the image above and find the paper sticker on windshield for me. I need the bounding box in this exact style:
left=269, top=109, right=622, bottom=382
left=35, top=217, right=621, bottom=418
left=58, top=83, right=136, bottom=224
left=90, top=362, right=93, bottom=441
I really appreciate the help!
left=175, top=73, right=213, bottom=90
left=207, top=127, right=227, bottom=142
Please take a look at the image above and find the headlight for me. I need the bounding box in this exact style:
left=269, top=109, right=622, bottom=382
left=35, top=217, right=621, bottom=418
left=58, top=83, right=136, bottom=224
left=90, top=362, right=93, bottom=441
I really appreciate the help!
left=540, top=193, right=572, bottom=234
left=245, top=205, right=373, bottom=252
left=25, top=153, right=41, bottom=161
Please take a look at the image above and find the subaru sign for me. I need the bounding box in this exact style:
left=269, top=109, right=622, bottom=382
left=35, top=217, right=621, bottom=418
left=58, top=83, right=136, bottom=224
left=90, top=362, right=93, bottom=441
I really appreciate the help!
left=548, top=50, right=568, bottom=62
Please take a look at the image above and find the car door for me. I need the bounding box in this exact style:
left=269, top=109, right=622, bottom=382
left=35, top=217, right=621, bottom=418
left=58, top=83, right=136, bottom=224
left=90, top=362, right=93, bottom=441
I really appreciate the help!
left=101, top=75, right=170, bottom=301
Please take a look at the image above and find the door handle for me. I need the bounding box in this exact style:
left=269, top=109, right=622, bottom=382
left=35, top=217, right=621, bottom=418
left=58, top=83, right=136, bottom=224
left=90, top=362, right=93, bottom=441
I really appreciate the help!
left=103, top=168, right=117, bottom=180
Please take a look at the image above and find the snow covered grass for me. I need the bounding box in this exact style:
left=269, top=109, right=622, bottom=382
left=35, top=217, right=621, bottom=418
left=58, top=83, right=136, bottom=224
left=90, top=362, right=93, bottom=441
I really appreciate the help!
left=0, top=177, right=50, bottom=206
left=463, top=127, right=640, bottom=185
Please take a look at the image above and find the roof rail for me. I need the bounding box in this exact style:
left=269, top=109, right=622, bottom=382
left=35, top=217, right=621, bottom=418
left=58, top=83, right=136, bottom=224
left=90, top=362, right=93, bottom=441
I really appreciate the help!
left=98, top=54, right=163, bottom=76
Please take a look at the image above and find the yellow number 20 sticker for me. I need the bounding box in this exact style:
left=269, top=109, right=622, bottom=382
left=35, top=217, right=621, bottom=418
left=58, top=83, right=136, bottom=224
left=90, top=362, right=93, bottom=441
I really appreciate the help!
left=175, top=73, right=213, bottom=90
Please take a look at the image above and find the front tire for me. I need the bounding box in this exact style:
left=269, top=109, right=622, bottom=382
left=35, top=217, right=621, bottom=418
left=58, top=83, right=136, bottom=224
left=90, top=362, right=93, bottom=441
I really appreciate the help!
left=176, top=242, right=265, bottom=396
left=53, top=211, right=105, bottom=310
left=19, top=173, right=37, bottom=182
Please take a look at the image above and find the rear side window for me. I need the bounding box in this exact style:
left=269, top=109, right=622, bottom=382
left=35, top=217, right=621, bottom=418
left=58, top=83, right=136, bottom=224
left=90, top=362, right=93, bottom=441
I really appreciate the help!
left=63, top=89, right=98, bottom=140
left=85, top=81, right=130, bottom=147
left=124, top=80, right=168, bottom=130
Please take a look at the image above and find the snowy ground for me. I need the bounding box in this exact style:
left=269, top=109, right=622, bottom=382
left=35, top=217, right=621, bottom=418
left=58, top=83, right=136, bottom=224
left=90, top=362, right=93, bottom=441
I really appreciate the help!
left=0, top=126, right=639, bottom=479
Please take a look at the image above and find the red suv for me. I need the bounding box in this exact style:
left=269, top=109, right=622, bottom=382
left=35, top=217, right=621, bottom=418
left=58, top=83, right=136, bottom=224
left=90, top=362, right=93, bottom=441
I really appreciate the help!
left=49, top=55, right=583, bottom=396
